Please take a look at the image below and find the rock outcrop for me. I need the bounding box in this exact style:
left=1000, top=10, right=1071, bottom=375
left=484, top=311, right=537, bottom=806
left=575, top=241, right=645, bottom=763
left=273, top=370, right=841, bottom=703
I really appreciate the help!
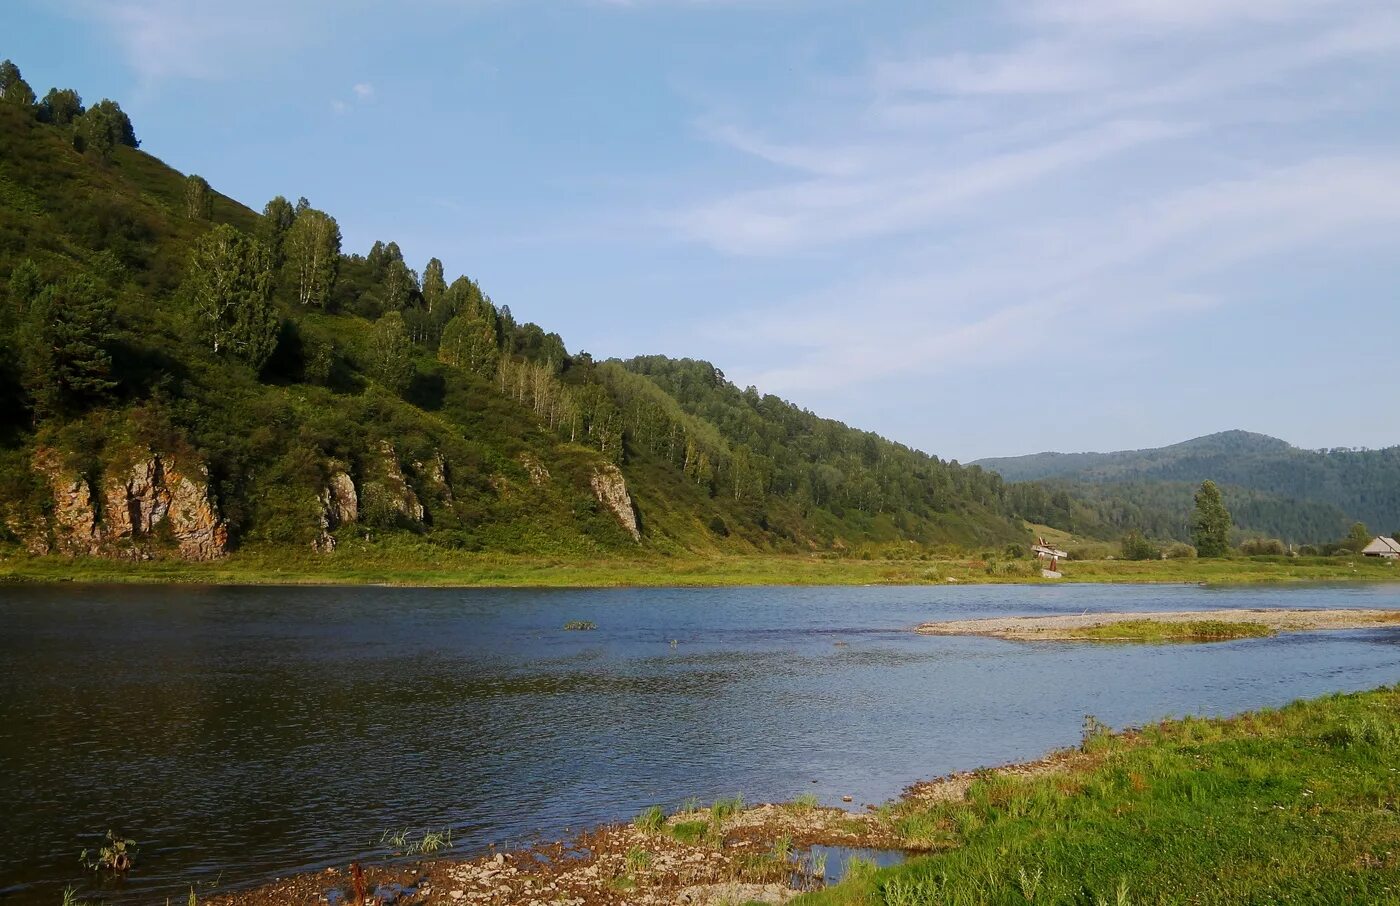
left=314, top=468, right=358, bottom=552
left=518, top=453, right=550, bottom=486
left=361, top=442, right=425, bottom=525
left=32, top=447, right=229, bottom=560
left=590, top=463, right=640, bottom=542
left=33, top=448, right=100, bottom=555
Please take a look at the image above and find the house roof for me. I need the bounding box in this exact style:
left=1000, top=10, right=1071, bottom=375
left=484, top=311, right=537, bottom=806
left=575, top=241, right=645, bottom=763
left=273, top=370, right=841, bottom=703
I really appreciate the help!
left=1362, top=536, right=1400, bottom=554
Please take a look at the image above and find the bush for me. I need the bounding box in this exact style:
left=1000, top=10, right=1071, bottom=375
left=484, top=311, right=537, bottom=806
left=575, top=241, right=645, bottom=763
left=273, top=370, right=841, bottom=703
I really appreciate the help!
left=1164, top=542, right=1197, bottom=559
left=1120, top=530, right=1160, bottom=561
left=1239, top=537, right=1286, bottom=556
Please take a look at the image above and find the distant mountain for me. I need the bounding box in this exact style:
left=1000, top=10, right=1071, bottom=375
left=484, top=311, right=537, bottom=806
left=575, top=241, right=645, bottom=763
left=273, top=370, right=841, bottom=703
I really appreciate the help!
left=978, top=431, right=1400, bottom=543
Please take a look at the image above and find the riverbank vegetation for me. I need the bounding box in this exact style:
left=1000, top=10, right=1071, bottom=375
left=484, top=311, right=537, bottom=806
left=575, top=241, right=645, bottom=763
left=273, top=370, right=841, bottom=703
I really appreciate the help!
left=1, top=544, right=1396, bottom=587
left=800, top=685, right=1400, bottom=905
left=1058, top=618, right=1276, bottom=643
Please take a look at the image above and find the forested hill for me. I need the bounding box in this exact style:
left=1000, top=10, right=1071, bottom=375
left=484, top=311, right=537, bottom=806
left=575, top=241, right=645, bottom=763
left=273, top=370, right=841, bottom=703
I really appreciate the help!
left=0, top=60, right=1025, bottom=562
left=979, top=430, right=1400, bottom=543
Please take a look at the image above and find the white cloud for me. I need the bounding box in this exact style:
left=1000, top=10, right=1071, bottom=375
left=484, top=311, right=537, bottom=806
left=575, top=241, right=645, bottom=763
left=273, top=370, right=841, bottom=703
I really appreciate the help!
left=670, top=0, right=1400, bottom=397
left=67, top=0, right=312, bottom=81
left=353, top=82, right=374, bottom=99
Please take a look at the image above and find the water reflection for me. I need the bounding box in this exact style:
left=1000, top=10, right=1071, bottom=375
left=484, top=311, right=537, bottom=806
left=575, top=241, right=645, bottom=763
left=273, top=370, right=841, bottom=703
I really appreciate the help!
left=1, top=582, right=1397, bottom=903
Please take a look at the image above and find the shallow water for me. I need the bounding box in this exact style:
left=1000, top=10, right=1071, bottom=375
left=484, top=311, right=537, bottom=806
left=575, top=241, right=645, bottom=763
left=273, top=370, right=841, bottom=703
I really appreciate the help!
left=1, top=582, right=1398, bottom=903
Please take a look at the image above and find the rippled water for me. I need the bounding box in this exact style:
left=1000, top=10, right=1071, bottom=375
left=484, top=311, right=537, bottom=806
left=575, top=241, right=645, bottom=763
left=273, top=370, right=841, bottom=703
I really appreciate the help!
left=2, top=582, right=1398, bottom=903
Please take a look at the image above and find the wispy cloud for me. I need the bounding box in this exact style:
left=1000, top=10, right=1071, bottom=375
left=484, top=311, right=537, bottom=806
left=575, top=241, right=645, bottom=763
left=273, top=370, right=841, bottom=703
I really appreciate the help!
left=671, top=0, right=1400, bottom=397
left=66, top=0, right=313, bottom=81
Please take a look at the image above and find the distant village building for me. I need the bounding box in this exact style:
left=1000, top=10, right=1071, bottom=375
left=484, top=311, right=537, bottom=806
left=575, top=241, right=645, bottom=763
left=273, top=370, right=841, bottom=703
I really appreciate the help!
left=1361, top=536, right=1400, bottom=559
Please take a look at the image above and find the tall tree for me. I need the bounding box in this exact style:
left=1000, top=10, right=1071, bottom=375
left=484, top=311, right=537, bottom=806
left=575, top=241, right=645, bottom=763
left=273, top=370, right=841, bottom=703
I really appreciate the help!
left=74, top=105, right=118, bottom=159
left=381, top=258, right=417, bottom=312
left=422, top=257, right=446, bottom=315
left=284, top=208, right=341, bottom=308
left=1191, top=479, right=1232, bottom=557
left=182, top=224, right=279, bottom=368
left=37, top=87, right=83, bottom=125
left=259, top=195, right=296, bottom=264
left=1343, top=522, right=1371, bottom=552
left=184, top=174, right=213, bottom=220
left=370, top=312, right=414, bottom=392
left=88, top=99, right=138, bottom=147
left=438, top=312, right=500, bottom=377
left=19, top=275, right=118, bottom=418
left=0, top=60, right=35, bottom=107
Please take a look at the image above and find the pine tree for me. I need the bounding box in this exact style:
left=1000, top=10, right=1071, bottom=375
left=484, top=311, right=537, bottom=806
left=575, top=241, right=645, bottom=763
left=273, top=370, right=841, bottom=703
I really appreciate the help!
left=20, top=275, right=118, bottom=418
left=1191, top=479, right=1232, bottom=557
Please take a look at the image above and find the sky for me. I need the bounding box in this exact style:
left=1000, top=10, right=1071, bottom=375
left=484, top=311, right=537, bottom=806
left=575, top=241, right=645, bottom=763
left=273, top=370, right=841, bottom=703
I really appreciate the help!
left=6, top=0, right=1400, bottom=461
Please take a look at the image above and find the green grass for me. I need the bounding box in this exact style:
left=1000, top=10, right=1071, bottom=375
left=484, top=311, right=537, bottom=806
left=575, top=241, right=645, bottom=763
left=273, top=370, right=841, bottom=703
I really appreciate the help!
left=633, top=805, right=666, bottom=834
left=1069, top=619, right=1276, bottom=643
left=799, top=686, right=1400, bottom=905
left=1, top=545, right=1396, bottom=588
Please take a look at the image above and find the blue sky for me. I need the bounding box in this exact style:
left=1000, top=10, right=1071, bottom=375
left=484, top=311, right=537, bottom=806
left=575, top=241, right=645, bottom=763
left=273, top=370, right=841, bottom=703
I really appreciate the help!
left=6, top=0, right=1400, bottom=461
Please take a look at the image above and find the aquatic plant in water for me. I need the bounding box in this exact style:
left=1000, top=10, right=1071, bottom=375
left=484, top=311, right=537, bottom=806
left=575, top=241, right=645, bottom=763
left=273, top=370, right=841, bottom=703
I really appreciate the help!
left=80, top=830, right=136, bottom=873
left=563, top=620, right=597, bottom=631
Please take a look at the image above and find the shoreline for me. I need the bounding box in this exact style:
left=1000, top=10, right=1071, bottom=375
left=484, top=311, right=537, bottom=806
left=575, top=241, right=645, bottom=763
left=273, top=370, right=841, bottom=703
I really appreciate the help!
left=192, top=684, right=1400, bottom=905
left=915, top=607, right=1400, bottom=641
left=3, top=550, right=1398, bottom=589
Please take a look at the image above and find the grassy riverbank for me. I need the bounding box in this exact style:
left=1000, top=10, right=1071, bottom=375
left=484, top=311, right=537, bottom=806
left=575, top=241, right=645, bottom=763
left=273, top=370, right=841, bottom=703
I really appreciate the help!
left=198, top=686, right=1400, bottom=906
left=1, top=543, right=1397, bottom=587
left=799, top=686, right=1400, bottom=906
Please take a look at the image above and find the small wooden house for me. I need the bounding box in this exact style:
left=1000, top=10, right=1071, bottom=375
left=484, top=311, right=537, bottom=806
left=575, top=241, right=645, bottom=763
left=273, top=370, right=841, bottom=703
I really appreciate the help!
left=1361, top=536, right=1400, bottom=559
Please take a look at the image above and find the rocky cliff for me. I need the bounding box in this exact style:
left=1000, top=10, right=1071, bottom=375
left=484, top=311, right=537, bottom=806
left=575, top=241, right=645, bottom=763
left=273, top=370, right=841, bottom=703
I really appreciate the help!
left=32, top=447, right=229, bottom=560
left=590, top=464, right=641, bottom=542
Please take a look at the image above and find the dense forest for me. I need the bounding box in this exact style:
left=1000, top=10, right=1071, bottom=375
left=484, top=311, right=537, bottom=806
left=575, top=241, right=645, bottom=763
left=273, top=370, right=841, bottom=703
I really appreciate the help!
left=984, top=430, right=1400, bottom=544
left=0, top=59, right=1027, bottom=561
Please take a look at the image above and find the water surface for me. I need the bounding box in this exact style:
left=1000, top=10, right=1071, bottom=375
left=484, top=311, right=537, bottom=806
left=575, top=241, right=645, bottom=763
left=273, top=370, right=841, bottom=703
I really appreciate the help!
left=2, top=582, right=1398, bottom=902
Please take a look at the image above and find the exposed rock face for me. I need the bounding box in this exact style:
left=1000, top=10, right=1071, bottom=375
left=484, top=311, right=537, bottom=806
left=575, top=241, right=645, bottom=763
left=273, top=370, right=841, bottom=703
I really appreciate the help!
left=102, top=454, right=228, bottom=560
left=33, top=448, right=100, bottom=555
left=590, top=463, right=640, bottom=542
left=32, top=447, right=228, bottom=560
left=314, top=469, right=358, bottom=552
left=415, top=452, right=453, bottom=502
left=362, top=441, right=425, bottom=524
left=518, top=453, right=550, bottom=486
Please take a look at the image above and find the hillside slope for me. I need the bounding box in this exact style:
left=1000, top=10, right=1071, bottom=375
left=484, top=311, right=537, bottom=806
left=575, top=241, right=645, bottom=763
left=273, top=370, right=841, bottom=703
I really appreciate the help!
left=0, top=76, right=1025, bottom=563
left=980, top=430, right=1400, bottom=542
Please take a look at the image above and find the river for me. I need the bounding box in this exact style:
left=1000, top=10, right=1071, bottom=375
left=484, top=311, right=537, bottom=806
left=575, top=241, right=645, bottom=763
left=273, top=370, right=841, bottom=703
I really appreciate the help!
left=2, top=582, right=1397, bottom=903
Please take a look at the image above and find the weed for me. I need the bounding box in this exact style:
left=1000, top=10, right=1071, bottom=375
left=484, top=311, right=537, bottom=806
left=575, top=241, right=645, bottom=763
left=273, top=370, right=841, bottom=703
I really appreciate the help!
left=411, top=828, right=452, bottom=855
left=625, top=847, right=653, bottom=873
left=1017, top=864, right=1044, bottom=902
left=562, top=620, right=596, bottom=631
left=669, top=820, right=710, bottom=845
left=80, top=830, right=137, bottom=873
left=710, top=795, right=744, bottom=824
left=633, top=805, right=666, bottom=834
left=1081, top=714, right=1111, bottom=751
left=789, top=792, right=821, bottom=811
left=61, top=888, right=89, bottom=906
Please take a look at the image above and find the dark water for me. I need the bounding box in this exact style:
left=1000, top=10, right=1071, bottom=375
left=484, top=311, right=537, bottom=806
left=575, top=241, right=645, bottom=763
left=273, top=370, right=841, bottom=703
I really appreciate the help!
left=2, top=582, right=1398, bottom=903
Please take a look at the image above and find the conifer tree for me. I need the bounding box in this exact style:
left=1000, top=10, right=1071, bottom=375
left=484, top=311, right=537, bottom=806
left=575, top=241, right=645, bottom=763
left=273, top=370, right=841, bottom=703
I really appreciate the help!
left=20, top=275, right=117, bottom=418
